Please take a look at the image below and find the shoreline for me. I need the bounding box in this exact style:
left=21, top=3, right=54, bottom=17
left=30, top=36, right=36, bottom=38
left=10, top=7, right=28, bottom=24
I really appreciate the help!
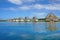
left=0, top=20, right=60, bottom=22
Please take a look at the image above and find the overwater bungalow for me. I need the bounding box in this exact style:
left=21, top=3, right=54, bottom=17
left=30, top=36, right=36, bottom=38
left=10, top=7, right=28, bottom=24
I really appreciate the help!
left=9, top=18, right=17, bottom=22
left=46, top=13, right=58, bottom=22
left=14, top=18, right=19, bottom=22
left=18, top=18, right=24, bottom=22
left=8, top=18, right=24, bottom=22
left=24, top=17, right=30, bottom=22
left=8, top=19, right=15, bottom=22
left=7, top=19, right=12, bottom=22
left=59, top=19, right=60, bottom=22
left=32, top=16, right=38, bottom=22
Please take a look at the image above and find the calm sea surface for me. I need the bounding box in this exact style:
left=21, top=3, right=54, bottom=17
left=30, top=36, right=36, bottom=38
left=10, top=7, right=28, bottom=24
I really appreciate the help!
left=0, top=22, right=60, bottom=40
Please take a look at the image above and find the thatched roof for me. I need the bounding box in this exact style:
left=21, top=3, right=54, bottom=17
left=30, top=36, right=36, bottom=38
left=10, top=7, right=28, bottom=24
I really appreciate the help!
left=24, top=17, right=30, bottom=22
left=46, top=13, right=58, bottom=19
left=32, top=16, right=38, bottom=22
left=25, top=17, right=30, bottom=20
left=33, top=16, right=37, bottom=19
left=46, top=13, right=58, bottom=21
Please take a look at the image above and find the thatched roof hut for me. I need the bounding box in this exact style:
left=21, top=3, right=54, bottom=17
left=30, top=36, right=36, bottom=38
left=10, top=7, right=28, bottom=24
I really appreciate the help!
left=46, top=13, right=58, bottom=21
left=8, top=18, right=24, bottom=22
left=25, top=17, right=30, bottom=22
left=17, top=18, right=24, bottom=22
left=32, top=16, right=38, bottom=22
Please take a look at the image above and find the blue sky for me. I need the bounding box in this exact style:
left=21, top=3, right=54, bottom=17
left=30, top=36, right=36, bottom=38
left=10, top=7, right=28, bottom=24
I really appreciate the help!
left=0, top=0, right=60, bottom=19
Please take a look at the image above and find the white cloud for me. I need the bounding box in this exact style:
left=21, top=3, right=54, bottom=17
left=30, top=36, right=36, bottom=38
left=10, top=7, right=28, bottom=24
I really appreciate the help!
left=44, top=4, right=60, bottom=10
left=23, top=0, right=35, bottom=2
left=3, top=7, right=17, bottom=11
left=33, top=13, right=45, bottom=16
left=3, top=3, right=60, bottom=11
left=8, top=0, right=35, bottom=5
left=33, top=4, right=60, bottom=10
left=52, top=0, right=60, bottom=1
left=8, top=7, right=16, bottom=10
left=27, top=0, right=35, bottom=2
left=18, top=4, right=60, bottom=10
left=4, top=6, right=31, bottom=11
left=19, top=6, right=31, bottom=10
left=33, top=4, right=43, bottom=9
left=8, top=0, right=22, bottom=5
left=32, top=12, right=46, bottom=18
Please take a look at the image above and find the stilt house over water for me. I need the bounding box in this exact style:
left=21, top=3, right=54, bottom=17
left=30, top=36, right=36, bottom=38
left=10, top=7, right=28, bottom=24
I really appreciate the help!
left=32, top=16, right=38, bottom=22
left=25, top=17, right=30, bottom=22
left=46, top=12, right=58, bottom=22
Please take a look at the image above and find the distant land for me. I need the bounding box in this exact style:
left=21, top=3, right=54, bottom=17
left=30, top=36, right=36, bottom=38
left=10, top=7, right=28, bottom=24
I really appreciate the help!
left=0, top=13, right=60, bottom=22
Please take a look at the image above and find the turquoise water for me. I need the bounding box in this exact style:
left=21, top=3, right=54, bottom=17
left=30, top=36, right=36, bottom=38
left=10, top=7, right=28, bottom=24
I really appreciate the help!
left=0, top=22, right=60, bottom=40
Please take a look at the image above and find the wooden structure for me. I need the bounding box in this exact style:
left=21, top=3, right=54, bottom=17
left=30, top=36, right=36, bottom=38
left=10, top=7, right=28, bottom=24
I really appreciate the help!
left=46, top=13, right=58, bottom=22
left=32, top=16, right=38, bottom=22
left=24, top=17, right=30, bottom=22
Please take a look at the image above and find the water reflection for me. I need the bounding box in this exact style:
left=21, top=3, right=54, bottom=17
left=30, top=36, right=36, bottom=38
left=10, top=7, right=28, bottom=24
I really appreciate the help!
left=0, top=22, right=60, bottom=40
left=32, top=22, right=49, bottom=33
left=46, top=21, right=58, bottom=32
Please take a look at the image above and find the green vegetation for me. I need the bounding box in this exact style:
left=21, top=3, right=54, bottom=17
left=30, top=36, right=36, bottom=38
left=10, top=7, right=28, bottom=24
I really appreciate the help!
left=38, top=20, right=45, bottom=22
left=0, top=20, right=7, bottom=22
